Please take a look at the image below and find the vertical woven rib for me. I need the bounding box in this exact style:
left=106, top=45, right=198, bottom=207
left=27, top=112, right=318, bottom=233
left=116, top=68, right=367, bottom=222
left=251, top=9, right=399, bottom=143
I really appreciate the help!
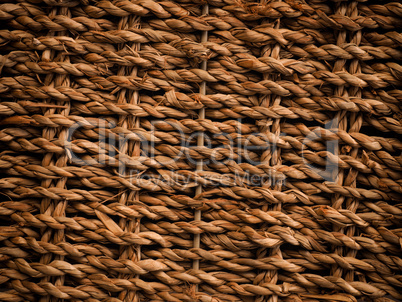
left=192, top=1, right=209, bottom=290
left=342, top=1, right=363, bottom=284
left=333, top=1, right=363, bottom=286
left=115, top=13, right=141, bottom=302
left=39, top=6, right=70, bottom=302
left=255, top=1, right=283, bottom=301
left=331, top=1, right=352, bottom=284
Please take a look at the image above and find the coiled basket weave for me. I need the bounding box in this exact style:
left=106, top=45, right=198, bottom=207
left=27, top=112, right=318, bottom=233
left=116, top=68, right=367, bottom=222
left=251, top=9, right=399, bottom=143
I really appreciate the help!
left=0, top=0, right=401, bottom=301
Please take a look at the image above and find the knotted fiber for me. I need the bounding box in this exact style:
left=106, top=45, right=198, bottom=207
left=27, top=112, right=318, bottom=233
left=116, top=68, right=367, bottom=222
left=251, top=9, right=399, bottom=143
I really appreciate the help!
left=0, top=0, right=401, bottom=301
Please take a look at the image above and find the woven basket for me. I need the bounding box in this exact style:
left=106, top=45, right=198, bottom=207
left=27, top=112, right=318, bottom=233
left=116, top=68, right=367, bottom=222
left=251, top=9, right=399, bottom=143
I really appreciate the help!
left=0, top=0, right=401, bottom=301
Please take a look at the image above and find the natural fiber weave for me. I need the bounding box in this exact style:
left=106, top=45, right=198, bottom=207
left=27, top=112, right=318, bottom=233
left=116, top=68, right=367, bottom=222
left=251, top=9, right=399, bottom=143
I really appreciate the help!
left=0, top=0, right=401, bottom=301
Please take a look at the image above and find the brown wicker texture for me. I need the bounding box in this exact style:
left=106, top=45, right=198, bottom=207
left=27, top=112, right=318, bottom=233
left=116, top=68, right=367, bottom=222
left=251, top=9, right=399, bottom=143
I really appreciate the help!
left=0, top=0, right=401, bottom=301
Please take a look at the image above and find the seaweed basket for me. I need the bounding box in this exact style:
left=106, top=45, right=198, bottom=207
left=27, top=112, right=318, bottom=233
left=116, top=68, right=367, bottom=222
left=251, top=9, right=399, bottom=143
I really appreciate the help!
left=0, top=0, right=401, bottom=301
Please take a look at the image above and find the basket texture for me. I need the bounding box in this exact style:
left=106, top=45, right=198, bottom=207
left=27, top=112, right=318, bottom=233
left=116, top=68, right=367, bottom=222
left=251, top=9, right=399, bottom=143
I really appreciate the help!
left=0, top=0, right=401, bottom=301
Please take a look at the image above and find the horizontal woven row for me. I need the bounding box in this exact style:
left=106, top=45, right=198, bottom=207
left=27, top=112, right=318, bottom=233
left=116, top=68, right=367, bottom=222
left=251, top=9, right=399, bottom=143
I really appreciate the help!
left=0, top=0, right=401, bottom=301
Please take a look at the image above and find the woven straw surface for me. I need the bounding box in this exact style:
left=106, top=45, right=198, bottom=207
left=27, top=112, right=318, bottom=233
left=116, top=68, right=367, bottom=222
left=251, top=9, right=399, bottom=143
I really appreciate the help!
left=0, top=0, right=401, bottom=301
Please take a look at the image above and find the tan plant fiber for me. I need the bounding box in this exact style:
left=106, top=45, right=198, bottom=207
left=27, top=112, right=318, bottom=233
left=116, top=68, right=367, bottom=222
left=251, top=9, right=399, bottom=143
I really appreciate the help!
left=0, top=0, right=401, bottom=301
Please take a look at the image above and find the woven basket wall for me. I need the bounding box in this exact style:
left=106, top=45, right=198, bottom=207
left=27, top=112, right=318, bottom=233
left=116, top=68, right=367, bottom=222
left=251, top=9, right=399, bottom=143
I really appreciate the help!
left=0, top=0, right=401, bottom=301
